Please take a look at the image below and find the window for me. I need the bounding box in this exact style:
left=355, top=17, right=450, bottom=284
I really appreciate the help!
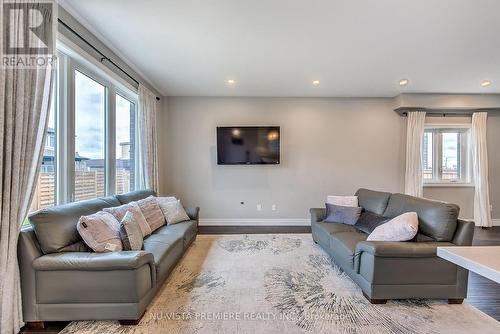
left=30, top=87, right=57, bottom=212
left=30, top=43, right=139, bottom=213
left=74, top=70, right=106, bottom=201
left=422, top=126, right=472, bottom=185
left=115, top=94, right=136, bottom=194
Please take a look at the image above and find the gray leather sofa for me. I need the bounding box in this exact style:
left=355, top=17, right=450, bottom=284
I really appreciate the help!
left=18, top=190, right=199, bottom=328
left=310, top=188, right=474, bottom=304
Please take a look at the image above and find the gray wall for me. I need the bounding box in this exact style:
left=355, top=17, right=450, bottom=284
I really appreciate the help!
left=159, top=97, right=406, bottom=219
left=158, top=96, right=500, bottom=223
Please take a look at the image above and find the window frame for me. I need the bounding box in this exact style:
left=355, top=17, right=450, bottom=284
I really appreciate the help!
left=423, top=123, right=474, bottom=187
left=52, top=42, right=139, bottom=206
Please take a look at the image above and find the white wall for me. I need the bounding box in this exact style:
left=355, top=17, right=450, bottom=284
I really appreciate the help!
left=159, top=97, right=406, bottom=221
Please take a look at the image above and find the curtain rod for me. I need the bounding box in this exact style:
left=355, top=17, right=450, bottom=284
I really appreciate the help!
left=57, top=18, right=160, bottom=101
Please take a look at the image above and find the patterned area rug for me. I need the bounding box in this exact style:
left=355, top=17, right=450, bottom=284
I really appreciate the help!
left=61, top=234, right=500, bottom=334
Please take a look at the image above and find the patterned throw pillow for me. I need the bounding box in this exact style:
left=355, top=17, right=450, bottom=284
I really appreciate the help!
left=136, top=196, right=166, bottom=232
left=158, top=199, right=190, bottom=225
left=367, top=212, right=419, bottom=241
left=77, top=211, right=123, bottom=252
left=324, top=203, right=362, bottom=225
left=119, top=211, right=144, bottom=251
left=326, top=195, right=359, bottom=207
left=103, top=202, right=152, bottom=237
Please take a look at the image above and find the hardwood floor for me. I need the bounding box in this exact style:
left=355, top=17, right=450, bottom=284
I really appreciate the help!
left=19, top=226, right=500, bottom=333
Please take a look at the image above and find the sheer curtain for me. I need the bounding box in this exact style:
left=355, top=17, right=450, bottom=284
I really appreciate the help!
left=404, top=111, right=426, bottom=197
left=138, top=84, right=159, bottom=192
left=471, top=112, right=492, bottom=227
left=0, top=4, right=55, bottom=333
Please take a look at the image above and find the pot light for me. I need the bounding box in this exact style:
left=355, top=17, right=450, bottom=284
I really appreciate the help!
left=227, top=79, right=236, bottom=85
left=481, top=80, right=492, bottom=87
left=312, top=80, right=320, bottom=86
left=399, top=79, right=409, bottom=87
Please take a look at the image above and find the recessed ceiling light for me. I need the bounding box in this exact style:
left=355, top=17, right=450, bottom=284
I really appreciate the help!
left=312, top=80, right=320, bottom=86
left=227, top=79, right=236, bottom=84
left=399, top=79, right=409, bottom=86
left=481, top=80, right=492, bottom=87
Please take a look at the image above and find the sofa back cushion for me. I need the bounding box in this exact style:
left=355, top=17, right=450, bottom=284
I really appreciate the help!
left=383, top=193, right=459, bottom=242
left=29, top=190, right=156, bottom=254
left=355, top=188, right=391, bottom=215
left=116, top=189, right=156, bottom=204
left=29, top=197, right=120, bottom=254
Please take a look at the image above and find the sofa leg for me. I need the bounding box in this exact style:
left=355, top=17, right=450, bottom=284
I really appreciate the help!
left=26, top=321, right=45, bottom=330
left=363, top=292, right=387, bottom=304
left=119, top=319, right=141, bottom=326
left=448, top=298, right=464, bottom=304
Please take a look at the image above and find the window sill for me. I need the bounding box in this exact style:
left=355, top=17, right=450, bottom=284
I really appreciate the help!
left=424, top=183, right=475, bottom=188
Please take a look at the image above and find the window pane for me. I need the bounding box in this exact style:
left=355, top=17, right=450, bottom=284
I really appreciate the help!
left=30, top=91, right=56, bottom=213
left=422, top=132, right=433, bottom=180
left=116, top=94, right=135, bottom=194
left=74, top=71, right=106, bottom=201
left=442, top=132, right=460, bottom=180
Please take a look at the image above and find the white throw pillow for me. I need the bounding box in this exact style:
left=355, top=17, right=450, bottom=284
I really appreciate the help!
left=366, top=212, right=419, bottom=242
left=158, top=199, right=190, bottom=225
left=326, top=195, right=358, bottom=207
left=77, top=211, right=123, bottom=252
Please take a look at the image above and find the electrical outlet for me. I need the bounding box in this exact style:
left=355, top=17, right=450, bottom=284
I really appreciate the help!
left=257, top=204, right=262, bottom=211
left=272, top=204, right=277, bottom=211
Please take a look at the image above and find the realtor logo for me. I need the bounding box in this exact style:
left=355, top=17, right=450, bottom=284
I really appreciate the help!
left=2, top=0, right=56, bottom=68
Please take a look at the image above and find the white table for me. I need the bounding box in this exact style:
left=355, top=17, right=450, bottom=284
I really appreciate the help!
left=437, top=246, right=500, bottom=283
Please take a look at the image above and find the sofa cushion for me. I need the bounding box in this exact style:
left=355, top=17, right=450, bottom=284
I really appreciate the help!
left=154, top=220, right=198, bottom=248
left=325, top=203, right=362, bottom=225
left=29, top=197, right=115, bottom=254
left=136, top=196, right=166, bottom=232
left=329, top=231, right=368, bottom=269
left=355, top=188, right=391, bottom=215
left=103, top=202, right=152, bottom=238
left=143, top=234, right=183, bottom=281
left=116, top=189, right=156, bottom=205
left=383, top=194, right=459, bottom=242
left=77, top=211, right=123, bottom=252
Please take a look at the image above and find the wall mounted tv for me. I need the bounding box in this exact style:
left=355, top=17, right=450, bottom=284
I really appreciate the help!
left=217, top=126, right=280, bottom=165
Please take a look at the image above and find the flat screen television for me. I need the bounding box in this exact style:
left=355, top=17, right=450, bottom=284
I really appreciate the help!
left=217, top=126, right=280, bottom=165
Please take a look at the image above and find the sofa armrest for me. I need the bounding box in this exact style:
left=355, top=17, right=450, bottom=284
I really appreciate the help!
left=355, top=241, right=456, bottom=258
left=33, top=251, right=154, bottom=271
left=309, top=208, right=326, bottom=224
left=452, top=219, right=475, bottom=246
left=185, top=206, right=200, bottom=222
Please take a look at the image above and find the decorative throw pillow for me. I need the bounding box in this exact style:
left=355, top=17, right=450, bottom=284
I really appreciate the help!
left=326, top=195, right=358, bottom=207
left=354, top=211, right=389, bottom=234
left=156, top=196, right=177, bottom=209
left=324, top=203, right=362, bottom=225
left=77, top=211, right=123, bottom=252
left=136, top=196, right=166, bottom=232
left=103, top=202, right=152, bottom=238
left=159, top=200, right=190, bottom=225
left=366, top=212, right=419, bottom=241
left=119, top=211, right=144, bottom=251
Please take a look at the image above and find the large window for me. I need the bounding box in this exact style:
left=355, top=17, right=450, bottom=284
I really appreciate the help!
left=423, top=126, right=472, bottom=184
left=74, top=71, right=106, bottom=201
left=29, top=46, right=139, bottom=213
left=115, top=94, right=136, bottom=194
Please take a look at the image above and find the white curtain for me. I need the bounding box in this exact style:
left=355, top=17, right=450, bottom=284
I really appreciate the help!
left=404, top=111, right=426, bottom=197
left=0, top=3, right=55, bottom=333
left=138, top=84, right=159, bottom=192
left=471, top=112, right=492, bottom=227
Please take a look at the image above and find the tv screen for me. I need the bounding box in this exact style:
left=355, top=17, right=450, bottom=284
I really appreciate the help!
left=217, top=126, right=280, bottom=165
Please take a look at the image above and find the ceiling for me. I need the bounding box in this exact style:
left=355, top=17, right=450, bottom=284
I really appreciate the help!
left=61, top=0, right=500, bottom=97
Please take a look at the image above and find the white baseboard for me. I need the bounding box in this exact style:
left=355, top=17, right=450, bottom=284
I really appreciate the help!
left=199, top=218, right=310, bottom=226
left=492, top=219, right=500, bottom=226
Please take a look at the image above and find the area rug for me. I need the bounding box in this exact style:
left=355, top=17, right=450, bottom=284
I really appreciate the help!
left=61, top=234, right=500, bottom=334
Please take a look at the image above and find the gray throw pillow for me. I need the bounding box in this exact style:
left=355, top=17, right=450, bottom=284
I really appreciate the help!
left=324, top=203, right=362, bottom=225
left=119, top=211, right=144, bottom=251
left=354, top=211, right=389, bottom=234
